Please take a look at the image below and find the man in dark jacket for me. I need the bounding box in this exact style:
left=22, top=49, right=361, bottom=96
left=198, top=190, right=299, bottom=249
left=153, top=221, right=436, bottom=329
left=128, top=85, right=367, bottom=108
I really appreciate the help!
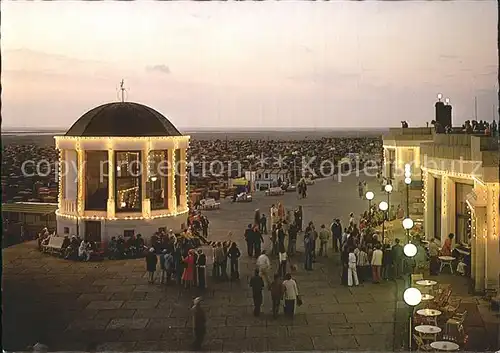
left=330, top=219, right=342, bottom=252
left=249, top=268, right=265, bottom=316
left=196, top=249, right=207, bottom=289
left=244, top=224, right=254, bottom=257
left=191, top=297, right=206, bottom=351
left=145, top=248, right=158, bottom=284
left=253, top=226, right=264, bottom=258
left=227, top=242, right=241, bottom=280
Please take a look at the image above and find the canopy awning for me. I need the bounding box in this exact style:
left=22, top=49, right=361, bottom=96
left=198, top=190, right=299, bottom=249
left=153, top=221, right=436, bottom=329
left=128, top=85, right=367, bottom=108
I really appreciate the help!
left=232, top=178, right=248, bottom=186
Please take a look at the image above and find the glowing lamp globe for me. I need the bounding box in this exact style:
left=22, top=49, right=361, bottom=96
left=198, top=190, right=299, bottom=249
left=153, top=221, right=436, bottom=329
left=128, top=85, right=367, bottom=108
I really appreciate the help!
left=384, top=184, right=393, bottom=193
left=405, top=177, right=412, bottom=185
left=437, top=93, right=443, bottom=100
left=403, top=287, right=422, bottom=306
left=404, top=163, right=411, bottom=171
left=404, top=243, right=418, bottom=257
left=402, top=218, right=414, bottom=230
left=405, top=171, right=412, bottom=178
left=379, top=201, right=388, bottom=211
left=365, top=191, right=374, bottom=200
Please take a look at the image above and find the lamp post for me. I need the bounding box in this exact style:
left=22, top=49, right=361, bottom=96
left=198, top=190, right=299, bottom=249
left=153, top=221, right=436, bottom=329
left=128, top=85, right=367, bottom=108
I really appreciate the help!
left=366, top=191, right=374, bottom=222
left=403, top=242, right=420, bottom=351
left=403, top=217, right=414, bottom=243
left=385, top=184, right=393, bottom=218
left=292, top=151, right=298, bottom=185
left=379, top=201, right=388, bottom=244
left=404, top=164, right=412, bottom=217
left=403, top=286, right=422, bottom=351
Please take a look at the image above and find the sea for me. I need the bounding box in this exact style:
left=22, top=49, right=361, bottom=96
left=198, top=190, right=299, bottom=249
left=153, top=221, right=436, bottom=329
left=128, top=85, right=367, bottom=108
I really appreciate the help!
left=2, top=128, right=387, bottom=141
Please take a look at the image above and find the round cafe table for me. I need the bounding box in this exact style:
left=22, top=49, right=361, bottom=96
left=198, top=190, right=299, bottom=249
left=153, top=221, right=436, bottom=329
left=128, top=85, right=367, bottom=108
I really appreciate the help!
left=416, top=280, right=438, bottom=286
left=415, top=325, right=442, bottom=334
left=430, top=341, right=460, bottom=351
left=421, top=294, right=435, bottom=301
left=417, top=308, right=441, bottom=326
left=417, top=309, right=442, bottom=317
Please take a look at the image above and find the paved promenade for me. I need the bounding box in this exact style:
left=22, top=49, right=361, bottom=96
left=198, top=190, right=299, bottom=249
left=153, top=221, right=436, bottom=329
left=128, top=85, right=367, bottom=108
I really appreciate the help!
left=3, top=173, right=401, bottom=351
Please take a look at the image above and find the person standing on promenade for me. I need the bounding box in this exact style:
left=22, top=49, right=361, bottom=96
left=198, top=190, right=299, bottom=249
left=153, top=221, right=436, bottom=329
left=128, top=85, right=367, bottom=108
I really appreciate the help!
left=270, top=273, right=284, bottom=318
left=244, top=224, right=255, bottom=257
left=146, top=248, right=158, bottom=284
left=227, top=242, right=241, bottom=280
left=191, top=297, right=206, bottom=351
left=256, top=250, right=271, bottom=288
left=371, top=244, right=383, bottom=283
left=249, top=269, right=265, bottom=316
left=318, top=224, right=331, bottom=257
left=282, top=273, right=299, bottom=318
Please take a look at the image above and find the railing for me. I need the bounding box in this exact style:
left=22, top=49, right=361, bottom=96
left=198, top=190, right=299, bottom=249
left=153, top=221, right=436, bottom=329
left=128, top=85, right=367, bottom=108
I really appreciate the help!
left=61, top=199, right=77, bottom=215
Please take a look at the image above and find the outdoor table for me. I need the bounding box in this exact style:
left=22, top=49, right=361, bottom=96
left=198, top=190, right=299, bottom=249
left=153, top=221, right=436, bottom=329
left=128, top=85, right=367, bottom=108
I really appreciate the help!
left=415, top=325, right=442, bottom=334
left=421, top=294, right=435, bottom=301
left=430, top=341, right=460, bottom=351
left=416, top=309, right=441, bottom=326
left=439, top=256, right=456, bottom=274
left=416, top=280, right=438, bottom=286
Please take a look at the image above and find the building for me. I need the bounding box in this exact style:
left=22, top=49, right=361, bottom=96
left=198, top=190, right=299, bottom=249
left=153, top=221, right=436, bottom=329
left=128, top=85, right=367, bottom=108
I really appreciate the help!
left=382, top=101, right=499, bottom=292
left=382, top=127, right=433, bottom=191
left=2, top=202, right=58, bottom=239
left=55, top=102, right=190, bottom=244
left=421, top=133, right=499, bottom=291
left=246, top=169, right=289, bottom=190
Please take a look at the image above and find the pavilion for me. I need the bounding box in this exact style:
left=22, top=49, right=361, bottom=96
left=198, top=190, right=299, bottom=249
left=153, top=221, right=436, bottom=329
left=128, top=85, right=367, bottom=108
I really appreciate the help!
left=55, top=101, right=190, bottom=244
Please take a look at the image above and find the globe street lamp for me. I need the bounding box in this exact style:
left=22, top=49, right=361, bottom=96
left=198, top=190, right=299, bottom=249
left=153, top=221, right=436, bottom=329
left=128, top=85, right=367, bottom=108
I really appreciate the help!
left=366, top=191, right=374, bottom=222
left=403, top=217, right=414, bottom=243
left=379, top=201, right=388, bottom=244
left=384, top=184, right=393, bottom=219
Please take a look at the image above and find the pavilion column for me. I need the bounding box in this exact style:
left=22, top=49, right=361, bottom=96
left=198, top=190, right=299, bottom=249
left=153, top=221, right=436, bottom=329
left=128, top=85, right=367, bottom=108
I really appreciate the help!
left=58, top=149, right=65, bottom=210
left=167, top=148, right=176, bottom=212
left=423, top=171, right=434, bottom=240
left=142, top=147, right=151, bottom=218
left=77, top=148, right=85, bottom=216
left=107, top=149, right=115, bottom=219
left=179, top=148, right=187, bottom=209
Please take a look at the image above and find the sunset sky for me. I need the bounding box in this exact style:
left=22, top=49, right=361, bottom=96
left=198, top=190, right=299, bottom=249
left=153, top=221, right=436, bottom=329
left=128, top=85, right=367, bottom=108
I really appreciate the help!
left=2, top=1, right=497, bottom=130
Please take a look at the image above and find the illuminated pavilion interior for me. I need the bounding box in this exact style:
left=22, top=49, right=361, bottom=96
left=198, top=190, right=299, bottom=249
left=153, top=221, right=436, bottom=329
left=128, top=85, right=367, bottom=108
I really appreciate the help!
left=55, top=102, right=190, bottom=244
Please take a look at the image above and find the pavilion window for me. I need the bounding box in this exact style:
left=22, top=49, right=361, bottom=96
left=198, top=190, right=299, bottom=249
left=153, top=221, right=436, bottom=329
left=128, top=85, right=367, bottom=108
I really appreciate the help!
left=85, top=151, right=108, bottom=211
left=175, top=149, right=181, bottom=207
left=115, top=151, right=142, bottom=212
left=148, top=150, right=169, bottom=210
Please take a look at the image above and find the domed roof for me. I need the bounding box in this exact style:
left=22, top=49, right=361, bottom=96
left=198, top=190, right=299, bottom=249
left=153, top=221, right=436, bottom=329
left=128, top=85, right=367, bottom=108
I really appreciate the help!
left=65, top=102, right=182, bottom=137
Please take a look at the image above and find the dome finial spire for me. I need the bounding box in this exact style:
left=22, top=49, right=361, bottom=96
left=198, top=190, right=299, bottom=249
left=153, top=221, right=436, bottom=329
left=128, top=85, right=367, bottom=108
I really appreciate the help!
left=118, top=79, right=128, bottom=102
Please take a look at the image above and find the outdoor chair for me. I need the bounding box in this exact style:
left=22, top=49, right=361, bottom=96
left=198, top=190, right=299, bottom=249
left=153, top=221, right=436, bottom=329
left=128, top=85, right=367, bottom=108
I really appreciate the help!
left=413, top=334, right=433, bottom=351
left=441, top=298, right=461, bottom=318
left=445, top=310, right=467, bottom=337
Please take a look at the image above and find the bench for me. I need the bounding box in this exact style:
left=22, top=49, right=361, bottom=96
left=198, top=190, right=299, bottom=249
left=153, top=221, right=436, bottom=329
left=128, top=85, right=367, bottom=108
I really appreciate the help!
left=265, top=187, right=285, bottom=196
left=199, top=198, right=220, bottom=210
left=43, top=236, right=65, bottom=256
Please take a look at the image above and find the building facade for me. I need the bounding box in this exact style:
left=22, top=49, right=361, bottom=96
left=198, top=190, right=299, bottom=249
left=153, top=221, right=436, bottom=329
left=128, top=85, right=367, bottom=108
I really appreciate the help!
left=420, top=133, right=499, bottom=291
left=383, top=127, right=499, bottom=292
left=382, top=127, right=433, bottom=191
left=55, top=102, right=190, bottom=244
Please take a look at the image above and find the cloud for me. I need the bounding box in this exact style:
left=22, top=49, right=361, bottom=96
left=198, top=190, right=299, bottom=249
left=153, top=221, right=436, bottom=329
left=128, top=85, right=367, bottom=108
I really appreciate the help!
left=145, top=64, right=171, bottom=75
